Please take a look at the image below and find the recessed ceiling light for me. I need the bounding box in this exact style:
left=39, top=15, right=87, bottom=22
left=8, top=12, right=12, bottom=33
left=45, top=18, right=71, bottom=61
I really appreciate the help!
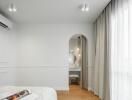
left=8, top=4, right=17, bottom=12
left=81, top=7, right=85, bottom=12
left=8, top=8, right=13, bottom=12
left=81, top=4, right=89, bottom=12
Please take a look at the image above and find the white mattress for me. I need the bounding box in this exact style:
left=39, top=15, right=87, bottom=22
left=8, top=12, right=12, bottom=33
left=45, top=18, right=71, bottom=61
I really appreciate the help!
left=0, top=86, right=57, bottom=100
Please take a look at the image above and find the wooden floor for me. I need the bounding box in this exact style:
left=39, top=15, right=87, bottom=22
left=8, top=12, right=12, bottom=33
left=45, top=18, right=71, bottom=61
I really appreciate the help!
left=57, top=85, right=99, bottom=100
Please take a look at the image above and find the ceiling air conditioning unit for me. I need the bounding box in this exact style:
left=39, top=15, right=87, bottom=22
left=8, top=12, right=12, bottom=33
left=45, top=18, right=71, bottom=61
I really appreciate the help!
left=0, top=14, right=12, bottom=29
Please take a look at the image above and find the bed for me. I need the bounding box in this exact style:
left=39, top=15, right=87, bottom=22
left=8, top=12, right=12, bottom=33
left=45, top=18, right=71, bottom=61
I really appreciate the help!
left=0, top=86, right=57, bottom=100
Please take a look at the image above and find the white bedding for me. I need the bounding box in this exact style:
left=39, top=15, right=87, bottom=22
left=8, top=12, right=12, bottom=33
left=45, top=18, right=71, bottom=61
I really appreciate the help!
left=0, top=86, right=57, bottom=100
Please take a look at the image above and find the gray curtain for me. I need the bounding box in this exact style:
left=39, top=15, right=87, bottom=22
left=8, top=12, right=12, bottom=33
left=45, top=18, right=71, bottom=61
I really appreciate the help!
left=104, top=3, right=111, bottom=100
left=94, top=11, right=106, bottom=99
left=93, top=3, right=111, bottom=100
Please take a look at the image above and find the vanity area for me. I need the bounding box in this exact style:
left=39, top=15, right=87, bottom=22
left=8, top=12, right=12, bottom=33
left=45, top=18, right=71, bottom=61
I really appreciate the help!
left=69, top=35, right=88, bottom=89
left=69, top=67, right=81, bottom=84
left=69, top=36, right=82, bottom=85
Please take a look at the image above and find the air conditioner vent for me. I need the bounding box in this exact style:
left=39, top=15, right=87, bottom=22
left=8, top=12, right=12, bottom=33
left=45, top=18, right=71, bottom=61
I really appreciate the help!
left=0, top=22, right=8, bottom=28
left=0, top=14, right=12, bottom=29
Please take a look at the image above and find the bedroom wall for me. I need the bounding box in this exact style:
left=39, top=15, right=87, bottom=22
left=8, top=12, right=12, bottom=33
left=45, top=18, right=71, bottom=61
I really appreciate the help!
left=0, top=23, right=95, bottom=90
left=0, top=26, right=17, bottom=85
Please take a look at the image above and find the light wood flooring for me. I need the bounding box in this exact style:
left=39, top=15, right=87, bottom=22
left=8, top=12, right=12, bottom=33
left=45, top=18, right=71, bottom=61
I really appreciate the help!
left=57, top=85, right=99, bottom=100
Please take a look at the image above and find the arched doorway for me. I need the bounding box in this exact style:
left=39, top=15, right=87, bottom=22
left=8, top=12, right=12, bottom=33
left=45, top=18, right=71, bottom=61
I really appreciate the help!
left=69, top=34, right=88, bottom=89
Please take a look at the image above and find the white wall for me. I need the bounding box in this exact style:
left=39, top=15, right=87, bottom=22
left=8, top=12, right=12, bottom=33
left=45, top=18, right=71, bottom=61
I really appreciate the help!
left=0, top=24, right=95, bottom=90
left=0, top=26, right=17, bottom=85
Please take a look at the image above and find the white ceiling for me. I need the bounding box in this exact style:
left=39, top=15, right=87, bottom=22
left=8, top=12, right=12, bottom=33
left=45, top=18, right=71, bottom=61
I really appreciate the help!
left=0, top=0, right=110, bottom=24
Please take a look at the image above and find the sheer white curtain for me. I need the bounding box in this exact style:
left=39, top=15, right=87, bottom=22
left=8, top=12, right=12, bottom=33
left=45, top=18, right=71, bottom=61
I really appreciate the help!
left=110, top=0, right=132, bottom=100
